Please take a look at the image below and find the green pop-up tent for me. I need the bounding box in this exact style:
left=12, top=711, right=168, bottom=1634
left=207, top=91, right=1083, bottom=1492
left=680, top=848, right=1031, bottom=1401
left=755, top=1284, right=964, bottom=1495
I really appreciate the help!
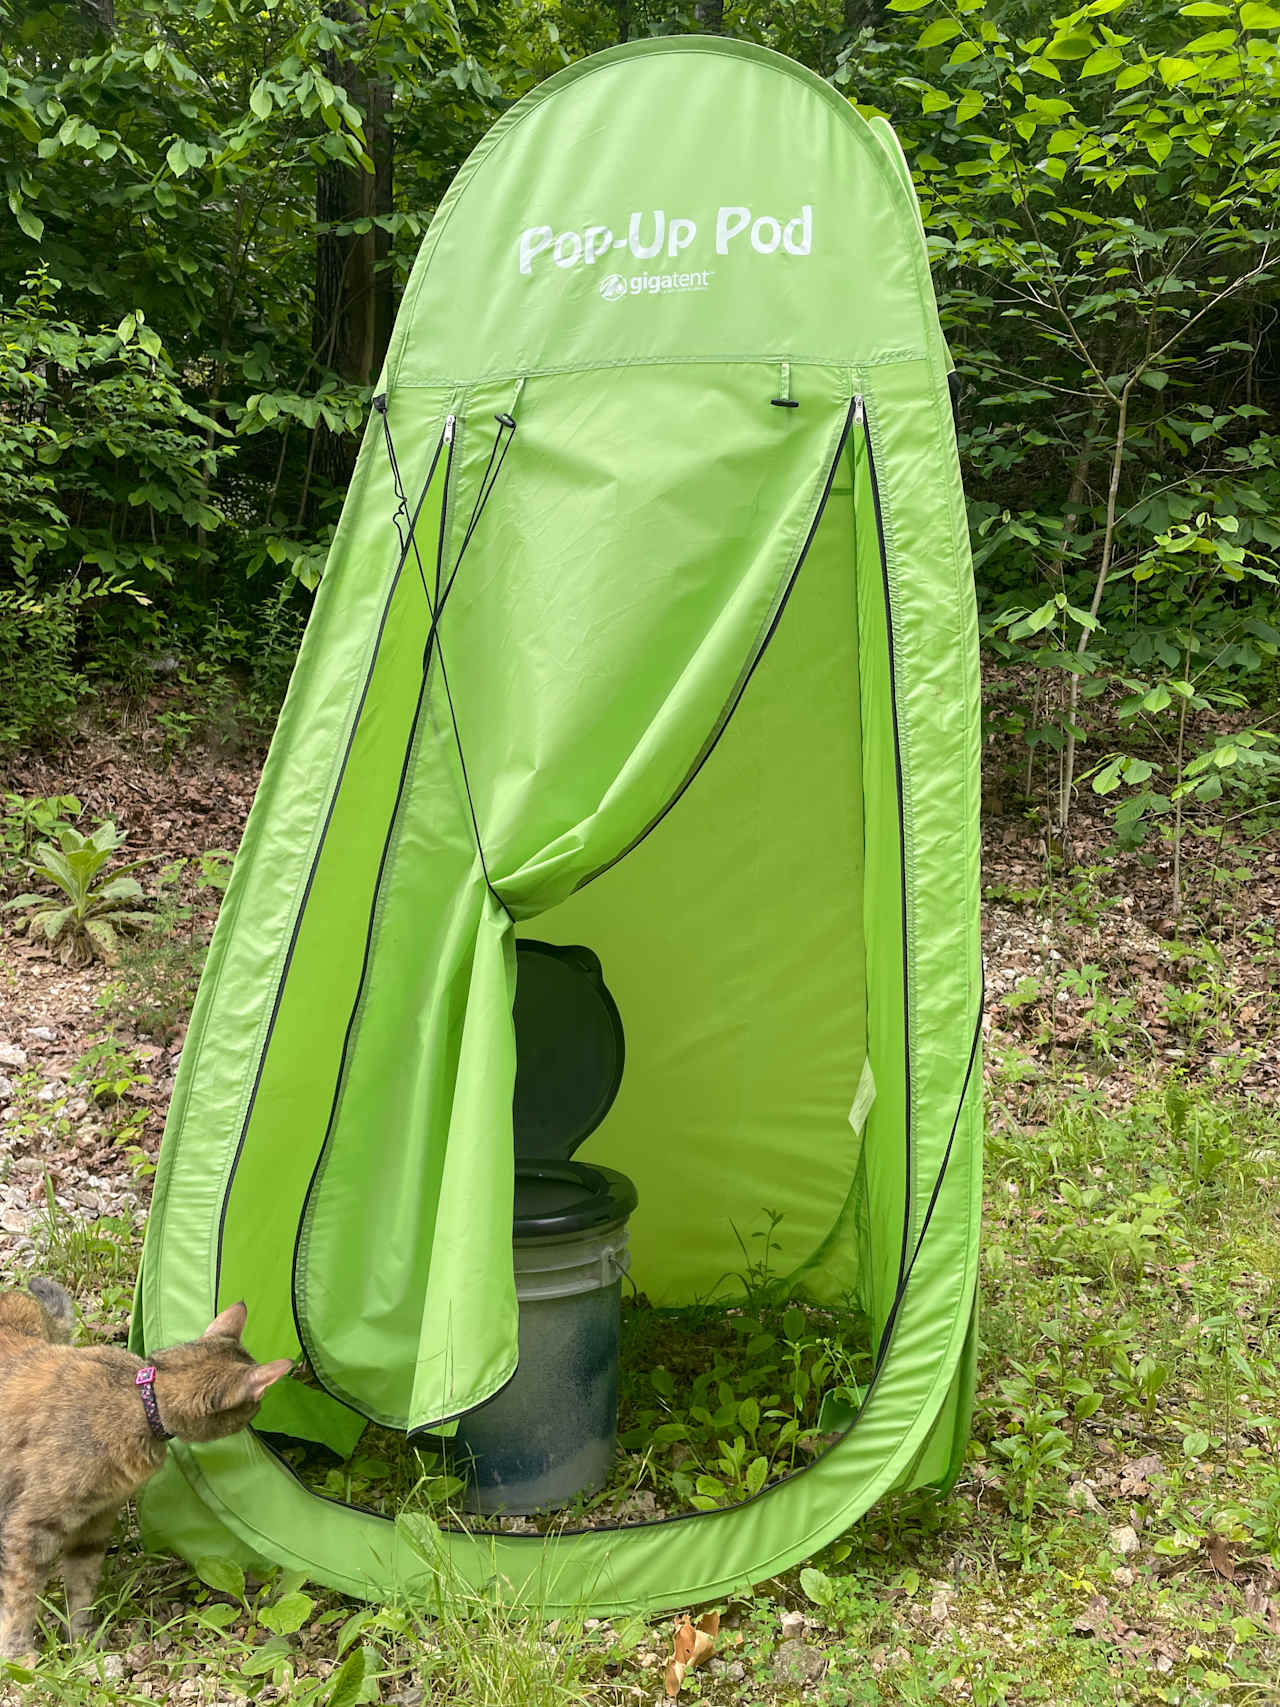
left=135, top=35, right=982, bottom=1613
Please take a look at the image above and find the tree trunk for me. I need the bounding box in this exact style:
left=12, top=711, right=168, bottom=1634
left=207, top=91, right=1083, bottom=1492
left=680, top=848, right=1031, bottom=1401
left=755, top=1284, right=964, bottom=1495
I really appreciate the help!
left=311, top=6, right=394, bottom=504
left=843, top=0, right=887, bottom=29
left=79, top=0, right=115, bottom=33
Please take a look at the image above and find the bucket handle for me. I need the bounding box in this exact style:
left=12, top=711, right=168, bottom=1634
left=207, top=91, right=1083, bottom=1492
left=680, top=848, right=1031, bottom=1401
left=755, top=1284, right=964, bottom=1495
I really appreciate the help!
left=601, top=1241, right=630, bottom=1287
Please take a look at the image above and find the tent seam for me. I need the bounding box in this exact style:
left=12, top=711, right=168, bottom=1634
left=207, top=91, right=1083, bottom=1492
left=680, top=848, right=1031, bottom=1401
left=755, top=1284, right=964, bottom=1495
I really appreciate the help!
left=388, top=351, right=926, bottom=389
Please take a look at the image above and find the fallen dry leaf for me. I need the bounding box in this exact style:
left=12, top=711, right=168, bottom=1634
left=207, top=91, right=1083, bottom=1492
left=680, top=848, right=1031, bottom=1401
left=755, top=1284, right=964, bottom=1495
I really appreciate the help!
left=1119, top=1453, right=1162, bottom=1498
left=1243, top=1582, right=1271, bottom=1625
left=664, top=1614, right=717, bottom=1696
left=1073, top=1594, right=1119, bottom=1640
left=1204, top=1533, right=1236, bottom=1583
left=1109, top=1524, right=1140, bottom=1559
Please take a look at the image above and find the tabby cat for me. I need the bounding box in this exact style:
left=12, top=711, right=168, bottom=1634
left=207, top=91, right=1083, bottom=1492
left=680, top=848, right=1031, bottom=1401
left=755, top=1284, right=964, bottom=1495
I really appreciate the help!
left=0, top=1278, right=290, bottom=1662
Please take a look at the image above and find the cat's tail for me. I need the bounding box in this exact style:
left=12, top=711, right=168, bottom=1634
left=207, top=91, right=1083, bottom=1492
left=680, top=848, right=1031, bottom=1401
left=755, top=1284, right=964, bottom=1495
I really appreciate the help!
left=28, top=1276, right=75, bottom=1343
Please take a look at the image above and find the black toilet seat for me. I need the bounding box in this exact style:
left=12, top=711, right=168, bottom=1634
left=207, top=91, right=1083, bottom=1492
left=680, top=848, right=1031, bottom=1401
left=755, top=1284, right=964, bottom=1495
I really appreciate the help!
left=513, top=1160, right=639, bottom=1240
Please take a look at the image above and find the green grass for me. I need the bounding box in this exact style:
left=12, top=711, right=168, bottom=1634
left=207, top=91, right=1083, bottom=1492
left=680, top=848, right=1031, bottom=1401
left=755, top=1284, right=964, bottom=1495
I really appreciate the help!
left=3, top=1063, right=1278, bottom=1705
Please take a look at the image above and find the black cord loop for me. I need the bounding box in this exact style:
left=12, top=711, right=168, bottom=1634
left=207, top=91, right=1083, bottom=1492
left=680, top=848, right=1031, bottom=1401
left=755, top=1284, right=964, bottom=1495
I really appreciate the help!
left=377, top=398, right=518, bottom=923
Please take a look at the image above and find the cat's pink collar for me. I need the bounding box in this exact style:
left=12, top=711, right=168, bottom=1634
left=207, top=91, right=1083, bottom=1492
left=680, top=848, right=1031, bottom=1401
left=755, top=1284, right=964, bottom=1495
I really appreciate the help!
left=135, top=1365, right=172, bottom=1442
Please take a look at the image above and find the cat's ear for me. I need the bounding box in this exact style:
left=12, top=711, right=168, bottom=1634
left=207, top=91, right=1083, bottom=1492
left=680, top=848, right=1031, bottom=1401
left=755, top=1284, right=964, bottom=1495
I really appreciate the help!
left=241, top=1358, right=292, bottom=1402
left=202, top=1301, right=248, bottom=1340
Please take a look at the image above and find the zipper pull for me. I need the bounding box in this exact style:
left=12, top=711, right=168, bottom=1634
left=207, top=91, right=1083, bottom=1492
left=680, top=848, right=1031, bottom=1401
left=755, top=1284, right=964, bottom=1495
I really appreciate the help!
left=854, top=395, right=865, bottom=425
left=444, top=412, right=456, bottom=444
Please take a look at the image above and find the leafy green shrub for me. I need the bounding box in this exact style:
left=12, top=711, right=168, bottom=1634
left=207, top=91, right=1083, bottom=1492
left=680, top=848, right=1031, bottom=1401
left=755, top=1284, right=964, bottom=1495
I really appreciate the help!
left=280, top=1298, right=873, bottom=1529
left=0, top=791, right=81, bottom=882
left=0, top=269, right=229, bottom=742
left=4, top=819, right=152, bottom=965
left=0, top=573, right=84, bottom=750
left=0, top=270, right=227, bottom=594
left=614, top=1302, right=871, bottom=1512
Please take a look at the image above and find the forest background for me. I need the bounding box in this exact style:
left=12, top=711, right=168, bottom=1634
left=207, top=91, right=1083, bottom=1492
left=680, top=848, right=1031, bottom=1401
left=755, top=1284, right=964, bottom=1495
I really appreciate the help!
left=2, top=0, right=1279, bottom=868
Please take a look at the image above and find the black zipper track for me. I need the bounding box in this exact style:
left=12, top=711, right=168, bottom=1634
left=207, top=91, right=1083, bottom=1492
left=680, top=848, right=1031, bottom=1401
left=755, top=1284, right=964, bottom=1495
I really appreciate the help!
left=862, top=398, right=915, bottom=1296
left=212, top=420, right=447, bottom=1302
left=572, top=395, right=860, bottom=896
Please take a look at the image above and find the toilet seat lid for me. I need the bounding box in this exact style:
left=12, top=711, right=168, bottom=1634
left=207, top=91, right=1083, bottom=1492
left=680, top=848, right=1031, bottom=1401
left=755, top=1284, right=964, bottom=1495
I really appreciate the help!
left=512, top=940, right=625, bottom=1160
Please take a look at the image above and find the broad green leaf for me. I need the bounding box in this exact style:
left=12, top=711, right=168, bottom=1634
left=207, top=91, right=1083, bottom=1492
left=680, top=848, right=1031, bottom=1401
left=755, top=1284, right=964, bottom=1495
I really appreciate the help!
left=1178, top=2, right=1231, bottom=12
left=918, top=18, right=963, bottom=47
left=195, top=1602, right=239, bottom=1629
left=1140, top=369, right=1169, bottom=390
left=166, top=139, right=188, bottom=176
left=324, top=1648, right=367, bottom=1707
left=744, top=1455, right=769, bottom=1496
left=16, top=206, right=44, bottom=242
left=1239, top=2, right=1280, bottom=24
left=800, top=1567, right=838, bottom=1607
left=40, top=906, right=74, bottom=939
left=1157, top=55, right=1200, bottom=81
left=955, top=89, right=985, bottom=121
left=249, top=81, right=272, bottom=120
left=335, top=1610, right=375, bottom=1658
left=240, top=1636, right=292, bottom=1677
left=82, top=918, right=118, bottom=957
left=195, top=1556, right=245, bottom=1600
left=1080, top=45, right=1124, bottom=74
left=1115, top=61, right=1151, bottom=86
left=259, top=1591, right=314, bottom=1636
left=921, top=88, right=951, bottom=112
left=887, top=0, right=934, bottom=10
left=1044, top=31, right=1096, bottom=59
